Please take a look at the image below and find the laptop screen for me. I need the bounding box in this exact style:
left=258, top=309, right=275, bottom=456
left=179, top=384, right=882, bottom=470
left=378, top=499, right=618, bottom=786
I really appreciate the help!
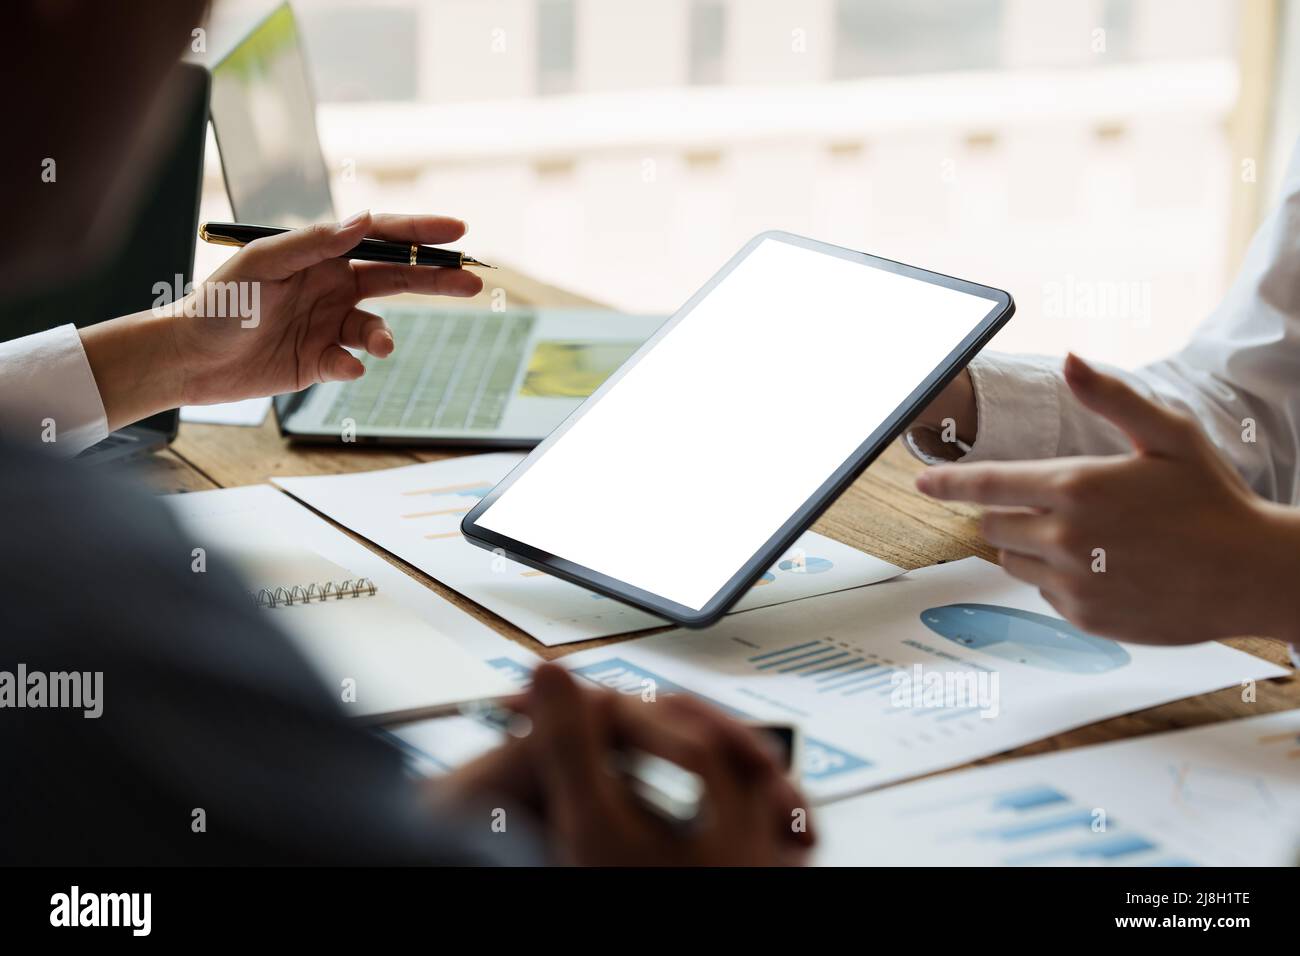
left=210, top=3, right=335, bottom=226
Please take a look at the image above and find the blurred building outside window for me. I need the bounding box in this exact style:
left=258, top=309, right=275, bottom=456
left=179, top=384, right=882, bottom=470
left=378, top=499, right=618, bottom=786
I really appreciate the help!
left=198, top=0, right=1286, bottom=371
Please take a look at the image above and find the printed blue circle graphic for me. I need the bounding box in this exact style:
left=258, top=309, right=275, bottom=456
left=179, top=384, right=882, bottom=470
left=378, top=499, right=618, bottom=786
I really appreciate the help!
left=920, top=603, right=1131, bottom=674
left=777, top=556, right=833, bottom=574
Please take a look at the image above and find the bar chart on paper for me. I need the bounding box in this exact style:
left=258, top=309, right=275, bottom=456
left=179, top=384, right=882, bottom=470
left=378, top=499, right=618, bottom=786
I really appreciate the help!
left=560, top=559, right=1288, bottom=801
left=274, top=452, right=904, bottom=645
left=874, top=784, right=1185, bottom=866
left=815, top=709, right=1300, bottom=866
left=736, top=637, right=992, bottom=729
left=400, top=480, right=494, bottom=540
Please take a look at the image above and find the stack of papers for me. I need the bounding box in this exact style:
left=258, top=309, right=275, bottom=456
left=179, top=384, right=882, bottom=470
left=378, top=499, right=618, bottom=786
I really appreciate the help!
left=398, top=557, right=1288, bottom=803
left=813, top=709, right=1300, bottom=866
left=166, top=483, right=1293, bottom=866
left=274, top=453, right=904, bottom=645
left=164, top=485, right=527, bottom=723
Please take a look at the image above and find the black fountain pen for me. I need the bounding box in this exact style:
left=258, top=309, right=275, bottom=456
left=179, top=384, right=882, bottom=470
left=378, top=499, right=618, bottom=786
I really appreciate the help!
left=199, top=222, right=497, bottom=269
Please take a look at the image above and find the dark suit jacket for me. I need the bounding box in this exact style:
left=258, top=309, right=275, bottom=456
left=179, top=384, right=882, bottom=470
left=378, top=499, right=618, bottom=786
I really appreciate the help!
left=0, top=440, right=539, bottom=865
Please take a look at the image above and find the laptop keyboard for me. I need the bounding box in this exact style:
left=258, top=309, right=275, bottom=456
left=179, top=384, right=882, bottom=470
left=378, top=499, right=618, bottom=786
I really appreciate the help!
left=322, top=309, right=535, bottom=431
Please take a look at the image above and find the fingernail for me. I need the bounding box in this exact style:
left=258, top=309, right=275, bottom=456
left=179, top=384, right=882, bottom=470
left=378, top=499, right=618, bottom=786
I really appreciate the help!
left=340, top=209, right=370, bottom=228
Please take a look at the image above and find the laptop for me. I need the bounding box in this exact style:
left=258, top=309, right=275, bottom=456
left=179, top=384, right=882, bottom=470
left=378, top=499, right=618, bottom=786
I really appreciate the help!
left=208, top=3, right=661, bottom=447
left=0, top=61, right=210, bottom=464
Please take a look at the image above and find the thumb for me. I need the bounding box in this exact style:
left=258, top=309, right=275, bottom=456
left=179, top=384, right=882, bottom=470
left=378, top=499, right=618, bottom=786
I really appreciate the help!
left=243, top=210, right=372, bottom=278
left=526, top=665, right=621, bottom=826
left=1063, top=353, right=1197, bottom=457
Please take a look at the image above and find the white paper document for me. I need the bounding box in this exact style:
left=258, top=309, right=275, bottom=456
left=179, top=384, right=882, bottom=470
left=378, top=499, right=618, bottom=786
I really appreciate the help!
left=163, top=485, right=536, bottom=720
left=814, top=709, right=1300, bottom=866
left=273, top=453, right=904, bottom=646
left=388, top=655, right=536, bottom=775
left=180, top=396, right=272, bottom=427
left=558, top=558, right=1289, bottom=802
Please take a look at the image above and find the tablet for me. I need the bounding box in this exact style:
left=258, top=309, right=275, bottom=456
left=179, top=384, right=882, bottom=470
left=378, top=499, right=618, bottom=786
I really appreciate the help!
left=462, top=231, right=1013, bottom=626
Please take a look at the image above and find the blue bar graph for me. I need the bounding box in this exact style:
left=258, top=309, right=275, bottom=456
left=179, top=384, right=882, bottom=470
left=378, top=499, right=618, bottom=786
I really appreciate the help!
left=747, top=640, right=821, bottom=662
left=893, top=783, right=1185, bottom=866
left=974, top=808, right=1098, bottom=841
left=1004, top=832, right=1158, bottom=865
left=813, top=661, right=876, bottom=680
left=992, top=785, right=1071, bottom=812
left=746, top=640, right=902, bottom=698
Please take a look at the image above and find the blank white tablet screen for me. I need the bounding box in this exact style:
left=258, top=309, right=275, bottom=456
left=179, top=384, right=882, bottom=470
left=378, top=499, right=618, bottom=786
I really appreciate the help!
left=476, top=238, right=997, bottom=611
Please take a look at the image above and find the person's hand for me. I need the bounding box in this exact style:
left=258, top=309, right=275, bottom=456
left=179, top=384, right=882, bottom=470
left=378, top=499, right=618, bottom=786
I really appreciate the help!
left=172, top=210, right=482, bottom=404
left=438, top=664, right=814, bottom=866
left=916, top=354, right=1300, bottom=646
left=79, top=211, right=483, bottom=431
left=914, top=367, right=975, bottom=434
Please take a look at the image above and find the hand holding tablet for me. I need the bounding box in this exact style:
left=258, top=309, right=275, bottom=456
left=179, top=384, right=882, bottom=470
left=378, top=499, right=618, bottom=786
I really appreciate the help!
left=462, top=231, right=1013, bottom=626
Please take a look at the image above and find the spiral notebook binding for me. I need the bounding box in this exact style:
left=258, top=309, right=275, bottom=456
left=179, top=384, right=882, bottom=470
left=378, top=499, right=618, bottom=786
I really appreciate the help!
left=252, top=578, right=377, bottom=609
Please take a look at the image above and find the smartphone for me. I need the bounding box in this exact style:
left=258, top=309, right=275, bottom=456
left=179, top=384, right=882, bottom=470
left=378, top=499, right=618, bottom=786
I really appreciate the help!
left=619, top=721, right=802, bottom=825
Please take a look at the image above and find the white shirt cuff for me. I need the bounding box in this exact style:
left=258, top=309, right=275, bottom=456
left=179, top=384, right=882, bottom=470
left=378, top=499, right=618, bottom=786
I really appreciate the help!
left=902, top=426, right=970, bottom=464
left=959, top=354, right=1065, bottom=463
left=0, top=324, right=108, bottom=457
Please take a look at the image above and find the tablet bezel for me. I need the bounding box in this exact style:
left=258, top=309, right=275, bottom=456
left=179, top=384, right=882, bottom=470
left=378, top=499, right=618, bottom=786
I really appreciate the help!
left=461, top=231, right=1014, bottom=627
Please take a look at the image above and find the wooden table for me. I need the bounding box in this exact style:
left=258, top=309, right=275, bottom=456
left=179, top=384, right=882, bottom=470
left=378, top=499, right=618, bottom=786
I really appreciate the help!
left=127, top=266, right=1298, bottom=774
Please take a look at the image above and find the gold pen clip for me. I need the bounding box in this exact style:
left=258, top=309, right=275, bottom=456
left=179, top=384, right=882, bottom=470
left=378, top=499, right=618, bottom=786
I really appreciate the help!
left=198, top=224, right=244, bottom=248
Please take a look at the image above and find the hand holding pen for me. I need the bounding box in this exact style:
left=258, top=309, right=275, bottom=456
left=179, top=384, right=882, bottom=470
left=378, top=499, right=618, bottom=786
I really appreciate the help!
left=83, top=211, right=487, bottom=432
left=201, top=219, right=497, bottom=269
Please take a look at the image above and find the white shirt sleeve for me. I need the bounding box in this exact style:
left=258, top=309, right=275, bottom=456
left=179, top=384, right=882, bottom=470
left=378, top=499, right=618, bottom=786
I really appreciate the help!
left=0, top=324, right=109, bottom=457
left=911, top=137, right=1300, bottom=506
